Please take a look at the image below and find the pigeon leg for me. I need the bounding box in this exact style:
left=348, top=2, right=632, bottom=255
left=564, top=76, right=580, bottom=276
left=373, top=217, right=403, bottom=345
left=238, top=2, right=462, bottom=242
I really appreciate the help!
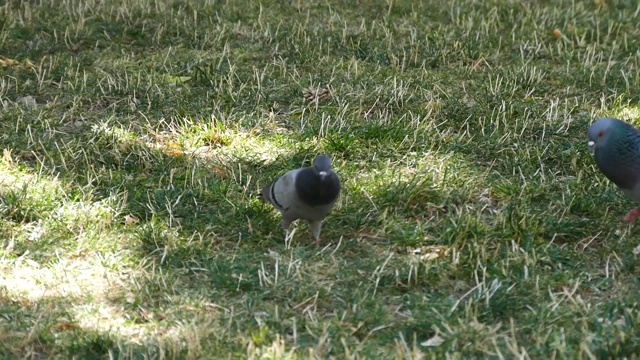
left=309, top=220, right=323, bottom=246
left=623, top=208, right=640, bottom=223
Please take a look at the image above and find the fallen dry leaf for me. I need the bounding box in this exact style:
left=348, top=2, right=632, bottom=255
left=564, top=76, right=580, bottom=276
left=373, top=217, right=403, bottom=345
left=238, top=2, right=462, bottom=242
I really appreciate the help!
left=163, top=148, right=184, bottom=156
left=421, top=334, right=445, bottom=347
left=303, top=86, right=332, bottom=104
left=162, top=141, right=184, bottom=156
left=0, top=56, right=19, bottom=67
left=124, top=214, right=139, bottom=226
left=55, top=323, right=78, bottom=331
left=23, top=59, right=36, bottom=71
left=209, top=164, right=228, bottom=177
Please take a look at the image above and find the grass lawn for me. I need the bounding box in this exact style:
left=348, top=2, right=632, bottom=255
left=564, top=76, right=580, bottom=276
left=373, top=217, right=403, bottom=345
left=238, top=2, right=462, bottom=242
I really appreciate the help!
left=1, top=0, right=640, bottom=358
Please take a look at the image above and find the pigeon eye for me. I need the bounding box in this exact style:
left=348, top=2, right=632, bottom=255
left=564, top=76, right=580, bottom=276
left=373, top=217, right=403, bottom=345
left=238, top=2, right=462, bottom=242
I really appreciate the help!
left=598, top=130, right=604, bottom=137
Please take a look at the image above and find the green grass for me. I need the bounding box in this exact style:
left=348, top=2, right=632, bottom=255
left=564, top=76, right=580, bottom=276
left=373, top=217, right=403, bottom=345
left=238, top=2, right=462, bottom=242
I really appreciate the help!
left=1, top=0, right=640, bottom=358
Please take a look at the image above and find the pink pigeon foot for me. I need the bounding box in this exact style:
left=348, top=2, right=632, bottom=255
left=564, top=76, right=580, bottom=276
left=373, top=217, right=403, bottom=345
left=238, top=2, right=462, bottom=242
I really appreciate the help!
left=623, top=208, right=640, bottom=223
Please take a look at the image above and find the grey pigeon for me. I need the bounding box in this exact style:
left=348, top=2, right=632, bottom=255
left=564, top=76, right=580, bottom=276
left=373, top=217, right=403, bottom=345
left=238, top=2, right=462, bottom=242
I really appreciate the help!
left=588, top=117, right=640, bottom=223
left=262, top=155, right=341, bottom=246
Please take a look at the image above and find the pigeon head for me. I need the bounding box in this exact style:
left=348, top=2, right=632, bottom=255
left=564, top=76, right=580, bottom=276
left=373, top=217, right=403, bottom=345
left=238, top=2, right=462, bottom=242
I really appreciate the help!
left=312, top=155, right=333, bottom=179
left=587, top=117, right=619, bottom=155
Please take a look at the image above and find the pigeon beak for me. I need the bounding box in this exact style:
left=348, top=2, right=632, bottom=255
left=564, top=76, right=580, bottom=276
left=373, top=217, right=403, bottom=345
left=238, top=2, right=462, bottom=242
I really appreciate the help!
left=318, top=171, right=327, bottom=179
left=587, top=140, right=595, bottom=155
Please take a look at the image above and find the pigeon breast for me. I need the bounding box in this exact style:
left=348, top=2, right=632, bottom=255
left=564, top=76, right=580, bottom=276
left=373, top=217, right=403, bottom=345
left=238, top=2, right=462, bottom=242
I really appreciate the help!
left=294, top=168, right=341, bottom=207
